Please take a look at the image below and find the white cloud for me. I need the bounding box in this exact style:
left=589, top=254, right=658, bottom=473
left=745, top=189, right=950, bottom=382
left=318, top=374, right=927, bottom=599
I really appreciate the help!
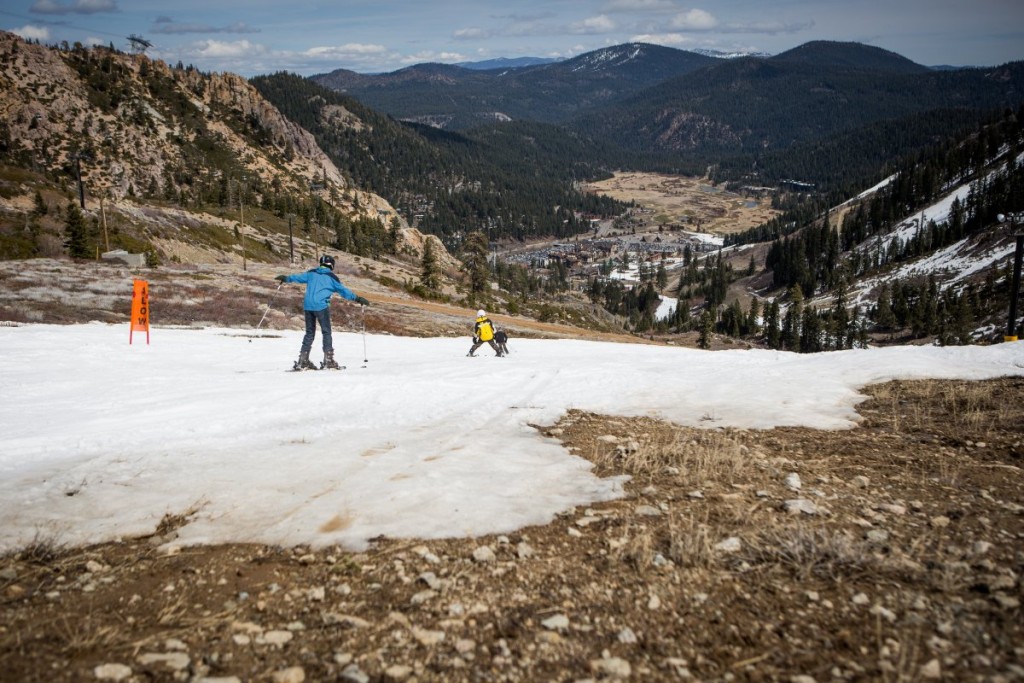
left=29, top=0, right=117, bottom=15
left=570, top=14, right=616, bottom=35
left=193, top=39, right=266, bottom=59
left=670, top=9, right=718, bottom=30
left=304, top=43, right=389, bottom=58
left=12, top=24, right=50, bottom=40
left=630, top=32, right=696, bottom=47
left=399, top=51, right=469, bottom=65
left=453, top=27, right=491, bottom=40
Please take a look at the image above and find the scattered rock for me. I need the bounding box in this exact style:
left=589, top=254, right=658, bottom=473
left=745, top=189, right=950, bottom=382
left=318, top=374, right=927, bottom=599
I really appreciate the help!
left=541, top=614, right=570, bottom=631
left=785, top=473, right=802, bottom=491
left=920, top=658, right=942, bottom=679
left=590, top=655, right=631, bottom=679
left=783, top=499, right=819, bottom=515
left=93, top=663, right=132, bottom=681
left=271, top=667, right=305, bottom=683
left=714, top=537, right=742, bottom=552
left=634, top=504, right=661, bottom=517
left=472, top=546, right=496, bottom=563
left=137, top=652, right=190, bottom=671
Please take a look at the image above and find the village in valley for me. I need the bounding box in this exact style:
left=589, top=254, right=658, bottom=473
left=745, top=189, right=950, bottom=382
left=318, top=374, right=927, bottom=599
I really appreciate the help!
left=496, top=171, right=778, bottom=304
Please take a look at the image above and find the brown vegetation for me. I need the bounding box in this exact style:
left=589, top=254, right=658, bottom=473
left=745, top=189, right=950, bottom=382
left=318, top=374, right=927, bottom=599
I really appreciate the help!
left=1, top=378, right=1021, bottom=682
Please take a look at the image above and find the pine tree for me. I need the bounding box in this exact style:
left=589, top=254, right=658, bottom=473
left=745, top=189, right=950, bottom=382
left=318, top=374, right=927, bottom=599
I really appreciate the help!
left=697, top=310, right=714, bottom=350
left=63, top=200, right=89, bottom=258
left=32, top=190, right=47, bottom=216
left=420, top=238, right=441, bottom=292
left=460, top=231, right=490, bottom=294
left=765, top=300, right=781, bottom=349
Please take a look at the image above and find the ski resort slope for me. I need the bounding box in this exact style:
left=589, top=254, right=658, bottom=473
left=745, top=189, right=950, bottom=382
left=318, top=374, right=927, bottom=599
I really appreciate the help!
left=1, top=323, right=1022, bottom=553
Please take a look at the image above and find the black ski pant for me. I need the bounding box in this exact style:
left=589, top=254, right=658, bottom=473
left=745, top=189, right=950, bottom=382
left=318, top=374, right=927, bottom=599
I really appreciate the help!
left=301, top=308, right=333, bottom=354
left=469, top=338, right=502, bottom=356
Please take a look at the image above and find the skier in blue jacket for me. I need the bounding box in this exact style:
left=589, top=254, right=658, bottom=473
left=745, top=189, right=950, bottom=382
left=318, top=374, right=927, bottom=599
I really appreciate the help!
left=275, top=254, right=369, bottom=370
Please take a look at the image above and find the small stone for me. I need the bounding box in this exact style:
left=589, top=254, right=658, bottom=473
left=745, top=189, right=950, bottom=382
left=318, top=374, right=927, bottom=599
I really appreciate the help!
left=864, top=528, right=888, bottom=544
left=783, top=499, right=818, bottom=515
left=411, top=626, right=446, bottom=646
left=516, top=542, right=534, bottom=559
left=994, top=594, right=1020, bottom=609
left=137, top=653, right=190, bottom=671
left=929, top=516, right=950, bottom=528
left=541, top=614, right=570, bottom=631
left=340, top=664, right=370, bottom=683
left=597, top=434, right=619, bottom=444
left=851, top=475, right=870, bottom=488
left=617, top=627, right=638, bottom=644
left=870, top=604, right=897, bottom=622
left=687, top=490, right=705, bottom=499
left=714, top=537, right=742, bottom=553
left=790, top=676, right=817, bottom=683
left=85, top=560, right=107, bottom=573
left=866, top=529, right=890, bottom=544
left=93, top=663, right=133, bottom=681
left=0, top=566, right=17, bottom=581
left=785, top=473, right=802, bottom=491
left=411, top=589, right=436, bottom=605
left=271, top=667, right=305, bottom=683
left=878, top=503, right=907, bottom=515
left=851, top=593, right=870, bottom=606
left=635, top=505, right=661, bottom=517
left=590, top=656, right=631, bottom=679
left=261, top=630, right=293, bottom=647
left=971, top=541, right=993, bottom=556
left=418, top=572, right=442, bottom=590
left=472, top=546, right=496, bottom=563
left=384, top=664, right=413, bottom=681
left=919, top=658, right=941, bottom=679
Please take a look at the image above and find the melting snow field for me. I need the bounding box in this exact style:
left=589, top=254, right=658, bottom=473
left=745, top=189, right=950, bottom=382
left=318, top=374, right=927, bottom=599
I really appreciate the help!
left=2, top=323, right=1023, bottom=552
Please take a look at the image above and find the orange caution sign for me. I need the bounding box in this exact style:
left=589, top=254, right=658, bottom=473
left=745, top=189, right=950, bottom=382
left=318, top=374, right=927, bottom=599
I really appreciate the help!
left=130, top=279, right=150, bottom=344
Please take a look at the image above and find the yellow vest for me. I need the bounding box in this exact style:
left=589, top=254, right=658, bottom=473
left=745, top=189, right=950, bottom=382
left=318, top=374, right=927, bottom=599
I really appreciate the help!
left=476, top=317, right=494, bottom=341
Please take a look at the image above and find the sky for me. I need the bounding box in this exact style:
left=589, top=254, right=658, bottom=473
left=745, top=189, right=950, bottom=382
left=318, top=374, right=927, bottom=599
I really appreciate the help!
left=1, top=0, right=1022, bottom=77
left=1, top=322, right=1022, bottom=554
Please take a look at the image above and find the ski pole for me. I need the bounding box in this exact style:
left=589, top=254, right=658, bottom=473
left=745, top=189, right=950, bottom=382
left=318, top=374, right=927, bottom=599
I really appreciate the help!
left=361, top=304, right=368, bottom=365
left=249, top=280, right=283, bottom=343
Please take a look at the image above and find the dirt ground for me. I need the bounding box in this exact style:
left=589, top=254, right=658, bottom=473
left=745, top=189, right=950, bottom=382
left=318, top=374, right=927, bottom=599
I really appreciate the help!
left=583, top=172, right=778, bottom=236
left=2, top=377, right=1022, bottom=683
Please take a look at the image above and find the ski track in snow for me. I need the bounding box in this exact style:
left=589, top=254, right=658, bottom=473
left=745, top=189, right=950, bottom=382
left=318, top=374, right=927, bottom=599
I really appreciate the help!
left=1, top=323, right=1022, bottom=552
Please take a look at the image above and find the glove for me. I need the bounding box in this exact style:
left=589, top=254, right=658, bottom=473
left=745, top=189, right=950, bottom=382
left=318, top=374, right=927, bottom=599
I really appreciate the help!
left=355, top=296, right=370, bottom=306
left=274, top=275, right=287, bottom=282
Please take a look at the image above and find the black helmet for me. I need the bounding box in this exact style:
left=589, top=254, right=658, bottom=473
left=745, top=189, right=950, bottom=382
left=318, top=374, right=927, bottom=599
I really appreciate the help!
left=319, top=254, right=335, bottom=270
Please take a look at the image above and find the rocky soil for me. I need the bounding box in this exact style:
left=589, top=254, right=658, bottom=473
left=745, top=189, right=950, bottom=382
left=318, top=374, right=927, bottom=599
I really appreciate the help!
left=2, top=377, right=1022, bottom=683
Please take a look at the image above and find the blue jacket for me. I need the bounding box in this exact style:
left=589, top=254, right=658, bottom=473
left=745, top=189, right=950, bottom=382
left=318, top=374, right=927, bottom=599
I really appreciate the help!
left=283, top=267, right=358, bottom=311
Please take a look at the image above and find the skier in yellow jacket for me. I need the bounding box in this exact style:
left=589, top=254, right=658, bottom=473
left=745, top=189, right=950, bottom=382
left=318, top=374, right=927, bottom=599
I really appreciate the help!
left=467, top=309, right=504, bottom=357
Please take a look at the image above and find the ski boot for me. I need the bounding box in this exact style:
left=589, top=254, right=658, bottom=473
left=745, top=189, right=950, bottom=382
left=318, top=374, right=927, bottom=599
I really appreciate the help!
left=292, top=350, right=318, bottom=371
left=321, top=350, right=341, bottom=370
